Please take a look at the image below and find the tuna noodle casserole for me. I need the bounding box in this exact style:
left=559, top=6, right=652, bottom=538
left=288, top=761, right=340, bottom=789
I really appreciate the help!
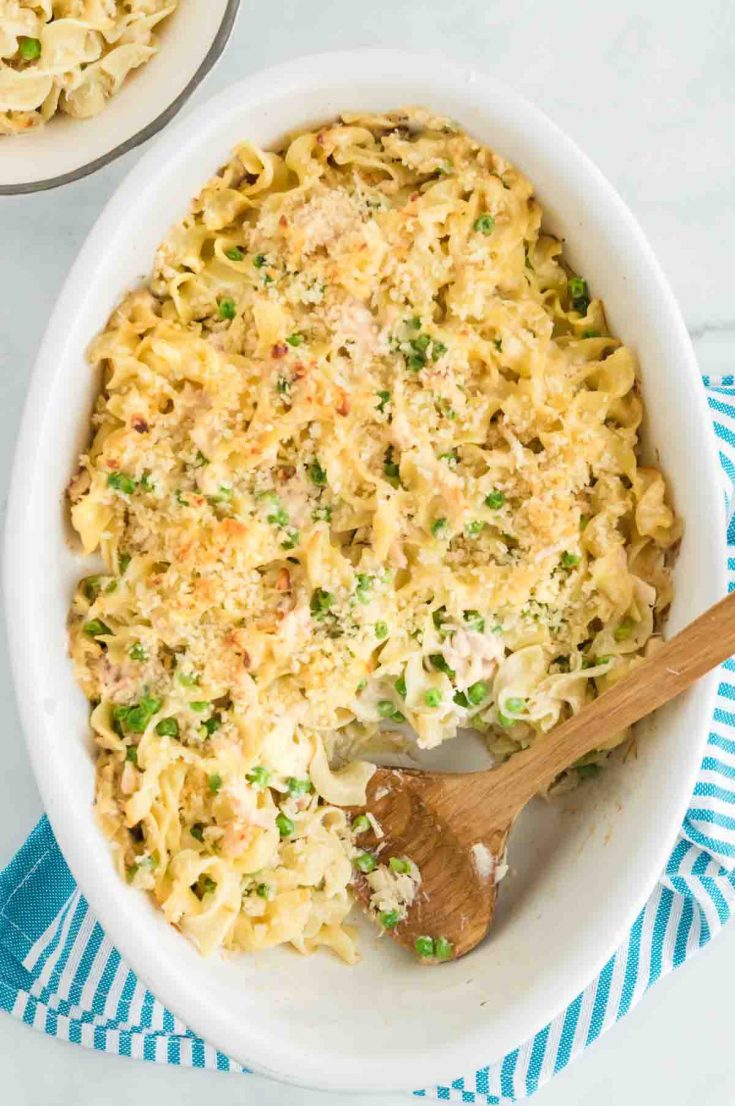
left=67, top=108, right=679, bottom=963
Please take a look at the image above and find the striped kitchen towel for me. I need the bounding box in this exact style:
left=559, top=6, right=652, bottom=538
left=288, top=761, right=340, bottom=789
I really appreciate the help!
left=2, top=375, right=735, bottom=1102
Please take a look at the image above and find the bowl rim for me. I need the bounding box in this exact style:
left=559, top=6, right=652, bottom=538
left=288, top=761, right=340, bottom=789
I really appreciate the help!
left=3, top=47, right=727, bottom=1091
left=0, top=0, right=241, bottom=196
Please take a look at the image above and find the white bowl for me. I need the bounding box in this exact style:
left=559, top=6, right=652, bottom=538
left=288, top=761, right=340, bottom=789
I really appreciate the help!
left=0, top=0, right=240, bottom=194
left=3, top=50, right=726, bottom=1092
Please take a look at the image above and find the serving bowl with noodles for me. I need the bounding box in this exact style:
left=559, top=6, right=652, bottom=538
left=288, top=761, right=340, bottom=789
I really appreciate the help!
left=4, top=51, right=724, bottom=1090
left=0, top=0, right=240, bottom=193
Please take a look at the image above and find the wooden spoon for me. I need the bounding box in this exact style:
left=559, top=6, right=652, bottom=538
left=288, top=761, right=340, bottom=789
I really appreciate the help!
left=346, top=589, right=735, bottom=963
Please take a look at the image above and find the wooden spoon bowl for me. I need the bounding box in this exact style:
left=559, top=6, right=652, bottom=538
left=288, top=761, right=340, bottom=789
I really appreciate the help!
left=345, top=589, right=735, bottom=962
left=348, top=767, right=510, bottom=959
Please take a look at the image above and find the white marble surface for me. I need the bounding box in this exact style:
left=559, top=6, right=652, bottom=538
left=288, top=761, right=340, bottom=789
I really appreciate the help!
left=1, top=0, right=734, bottom=1102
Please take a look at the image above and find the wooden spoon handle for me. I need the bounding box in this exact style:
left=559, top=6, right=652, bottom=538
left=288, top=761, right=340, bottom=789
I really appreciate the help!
left=474, top=588, right=735, bottom=825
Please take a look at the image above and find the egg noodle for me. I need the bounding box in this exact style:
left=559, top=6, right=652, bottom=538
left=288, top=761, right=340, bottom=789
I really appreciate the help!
left=0, top=0, right=177, bottom=134
left=67, top=108, right=679, bottom=963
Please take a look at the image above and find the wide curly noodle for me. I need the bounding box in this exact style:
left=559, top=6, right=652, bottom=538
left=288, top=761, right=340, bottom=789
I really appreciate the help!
left=67, top=108, right=679, bottom=963
left=0, top=0, right=177, bottom=134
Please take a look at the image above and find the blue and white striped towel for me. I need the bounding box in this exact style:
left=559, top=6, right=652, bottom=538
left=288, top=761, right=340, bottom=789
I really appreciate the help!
left=3, top=374, right=735, bottom=1102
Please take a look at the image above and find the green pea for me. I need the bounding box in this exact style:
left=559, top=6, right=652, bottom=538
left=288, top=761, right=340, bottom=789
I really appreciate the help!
left=351, top=814, right=370, bottom=835
left=431, top=341, right=447, bottom=361
left=355, top=574, right=372, bottom=603
left=276, top=812, right=295, bottom=837
left=253, top=254, right=266, bottom=268
left=218, top=298, right=236, bottom=320
left=83, top=619, right=112, bottom=638
left=247, top=766, right=270, bottom=788
left=225, top=247, right=244, bottom=261
left=389, top=857, right=411, bottom=874
left=415, top=935, right=435, bottom=957
left=614, top=617, right=635, bottom=641
left=466, top=520, right=485, bottom=537
left=473, top=213, right=495, bottom=235
left=568, top=276, right=590, bottom=315
left=125, top=746, right=138, bottom=764
left=561, top=551, right=580, bottom=568
left=424, top=688, right=442, bottom=708
left=377, top=699, right=397, bottom=718
left=431, top=518, right=448, bottom=538
left=380, top=910, right=400, bottom=929
left=19, top=36, right=42, bottom=60
left=434, top=936, right=453, bottom=959
left=255, top=882, right=271, bottom=898
left=202, top=714, right=222, bottom=736
left=129, top=642, right=146, bottom=661
left=485, top=490, right=505, bottom=509
left=207, top=773, right=222, bottom=793
left=123, top=705, right=159, bottom=737
left=354, top=851, right=377, bottom=873
left=286, top=332, right=304, bottom=346
left=394, top=674, right=407, bottom=699
left=286, top=776, right=312, bottom=796
left=189, top=701, right=211, bottom=712
left=505, top=697, right=526, bottom=714
left=375, top=621, right=389, bottom=640
left=466, top=681, right=489, bottom=706
left=429, top=654, right=455, bottom=679
left=155, top=717, right=179, bottom=737
left=309, top=460, right=327, bottom=486
left=190, top=823, right=205, bottom=842
left=83, top=576, right=104, bottom=600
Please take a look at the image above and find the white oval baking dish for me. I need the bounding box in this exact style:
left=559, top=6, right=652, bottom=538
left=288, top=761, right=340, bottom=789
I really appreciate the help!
left=3, top=49, right=725, bottom=1091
